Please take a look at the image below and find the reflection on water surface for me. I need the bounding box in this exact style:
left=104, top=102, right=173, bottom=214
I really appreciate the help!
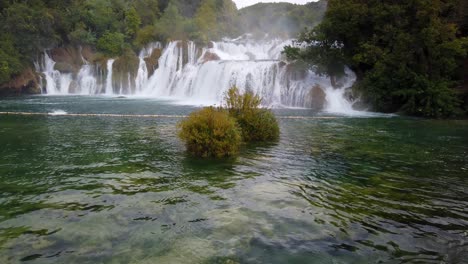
left=0, top=96, right=467, bottom=263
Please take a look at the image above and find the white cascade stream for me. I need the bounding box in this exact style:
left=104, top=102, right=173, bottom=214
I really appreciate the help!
left=36, top=39, right=356, bottom=112
left=105, top=59, right=115, bottom=95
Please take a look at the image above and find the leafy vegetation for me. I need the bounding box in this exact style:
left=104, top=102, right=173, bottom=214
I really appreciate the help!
left=179, top=87, right=280, bottom=158
left=284, top=0, right=468, bottom=117
left=97, top=32, right=125, bottom=56
left=178, top=107, right=241, bottom=158
left=224, top=87, right=280, bottom=142
left=0, top=0, right=241, bottom=86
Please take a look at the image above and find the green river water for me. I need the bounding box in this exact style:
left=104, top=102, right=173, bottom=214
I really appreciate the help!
left=0, top=96, right=467, bottom=263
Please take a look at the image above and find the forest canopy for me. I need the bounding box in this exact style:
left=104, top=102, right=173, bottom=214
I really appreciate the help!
left=284, top=0, right=468, bottom=117
left=0, top=0, right=326, bottom=85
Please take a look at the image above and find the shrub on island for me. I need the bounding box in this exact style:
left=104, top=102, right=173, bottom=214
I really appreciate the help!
left=224, top=87, right=280, bottom=142
left=178, top=87, right=280, bottom=158
left=178, top=106, right=241, bottom=158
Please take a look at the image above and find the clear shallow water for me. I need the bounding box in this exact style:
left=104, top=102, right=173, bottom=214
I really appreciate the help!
left=0, top=96, right=467, bottom=263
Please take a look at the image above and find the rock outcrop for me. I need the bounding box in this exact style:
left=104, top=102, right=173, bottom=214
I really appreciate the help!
left=113, top=49, right=139, bottom=94
left=144, top=48, right=162, bottom=77
left=0, top=67, right=41, bottom=95
left=200, top=51, right=220, bottom=63
left=50, top=46, right=94, bottom=75
left=308, top=84, right=327, bottom=111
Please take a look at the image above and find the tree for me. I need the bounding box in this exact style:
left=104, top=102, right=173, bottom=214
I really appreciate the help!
left=125, top=7, right=141, bottom=37
left=155, top=0, right=186, bottom=40
left=0, top=35, right=22, bottom=84
left=133, top=0, right=160, bottom=26
left=195, top=0, right=218, bottom=42
left=97, top=31, right=125, bottom=56
left=285, top=0, right=468, bottom=117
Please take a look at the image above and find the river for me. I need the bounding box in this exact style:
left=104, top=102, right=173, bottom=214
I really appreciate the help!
left=0, top=96, right=467, bottom=263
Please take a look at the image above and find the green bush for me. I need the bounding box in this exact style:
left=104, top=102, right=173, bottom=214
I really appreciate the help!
left=68, top=23, right=97, bottom=45
left=238, top=108, right=280, bottom=142
left=224, top=87, right=280, bottom=142
left=178, top=107, right=241, bottom=158
left=97, top=31, right=125, bottom=56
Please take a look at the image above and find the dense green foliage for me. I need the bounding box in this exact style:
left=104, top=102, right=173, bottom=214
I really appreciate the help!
left=285, top=0, right=468, bottom=117
left=179, top=87, right=280, bottom=158
left=178, top=107, right=241, bottom=158
left=0, top=0, right=330, bottom=86
left=97, top=32, right=125, bottom=56
left=0, top=0, right=241, bottom=84
left=224, top=87, right=280, bottom=142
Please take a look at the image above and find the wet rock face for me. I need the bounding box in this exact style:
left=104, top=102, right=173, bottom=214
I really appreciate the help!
left=50, top=46, right=86, bottom=74
left=330, top=74, right=347, bottom=89
left=200, top=51, right=220, bottom=63
left=113, top=49, right=139, bottom=94
left=284, top=63, right=308, bottom=81
left=308, top=84, right=327, bottom=111
left=68, top=81, right=79, bottom=94
left=0, top=67, right=41, bottom=95
left=144, top=48, right=162, bottom=77
left=54, top=62, right=75, bottom=73
left=245, top=52, right=256, bottom=60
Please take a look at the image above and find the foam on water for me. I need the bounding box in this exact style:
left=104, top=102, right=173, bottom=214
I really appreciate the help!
left=49, top=109, right=68, bottom=116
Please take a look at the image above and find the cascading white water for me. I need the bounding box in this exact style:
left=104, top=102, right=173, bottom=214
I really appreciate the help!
left=77, top=64, right=98, bottom=95
left=141, top=40, right=355, bottom=109
left=105, top=59, right=115, bottom=95
left=36, top=39, right=356, bottom=111
left=135, top=43, right=162, bottom=94
left=38, top=52, right=71, bottom=95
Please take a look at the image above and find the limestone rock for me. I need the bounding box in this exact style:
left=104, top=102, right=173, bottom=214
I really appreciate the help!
left=201, top=51, right=220, bottom=63
left=0, top=67, right=41, bottom=95
left=308, top=84, right=327, bottom=111
left=144, top=48, right=162, bottom=77
left=69, top=81, right=79, bottom=94
left=54, top=62, right=75, bottom=73
left=113, top=49, right=139, bottom=94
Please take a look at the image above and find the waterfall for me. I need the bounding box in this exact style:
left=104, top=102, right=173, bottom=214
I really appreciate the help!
left=36, top=39, right=356, bottom=111
left=105, top=59, right=115, bottom=95
left=77, top=64, right=98, bottom=95
left=135, top=42, right=162, bottom=94
left=38, top=52, right=71, bottom=95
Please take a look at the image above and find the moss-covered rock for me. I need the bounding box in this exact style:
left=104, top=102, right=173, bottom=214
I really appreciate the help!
left=48, top=45, right=97, bottom=76
left=113, top=48, right=139, bottom=94
left=54, top=62, right=75, bottom=73
left=0, top=67, right=41, bottom=95
left=144, top=48, right=162, bottom=77
left=50, top=46, right=83, bottom=74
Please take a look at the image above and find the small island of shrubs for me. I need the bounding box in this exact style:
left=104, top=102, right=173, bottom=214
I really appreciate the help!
left=178, top=87, right=280, bottom=158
